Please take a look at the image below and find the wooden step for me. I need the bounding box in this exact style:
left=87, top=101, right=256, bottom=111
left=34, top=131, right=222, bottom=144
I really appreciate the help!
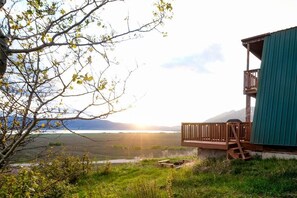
left=243, top=156, right=252, bottom=161
left=227, top=151, right=240, bottom=159
left=227, top=148, right=251, bottom=160
left=227, top=126, right=252, bottom=161
left=229, top=147, right=240, bottom=152
left=228, top=142, right=238, bottom=147
left=239, top=152, right=250, bottom=159
left=228, top=152, right=250, bottom=160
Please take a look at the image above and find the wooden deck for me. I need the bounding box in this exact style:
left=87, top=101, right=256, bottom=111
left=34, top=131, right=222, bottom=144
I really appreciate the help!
left=182, top=140, right=236, bottom=150
left=181, top=122, right=252, bottom=150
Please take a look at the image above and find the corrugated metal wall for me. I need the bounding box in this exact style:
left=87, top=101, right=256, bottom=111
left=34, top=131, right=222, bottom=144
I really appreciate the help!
left=251, top=27, right=297, bottom=146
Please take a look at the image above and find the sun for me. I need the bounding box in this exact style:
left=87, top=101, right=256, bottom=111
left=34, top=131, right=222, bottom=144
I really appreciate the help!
left=132, top=123, right=149, bottom=130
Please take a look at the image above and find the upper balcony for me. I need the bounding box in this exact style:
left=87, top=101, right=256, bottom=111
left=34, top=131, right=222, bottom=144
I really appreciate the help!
left=244, top=69, right=259, bottom=97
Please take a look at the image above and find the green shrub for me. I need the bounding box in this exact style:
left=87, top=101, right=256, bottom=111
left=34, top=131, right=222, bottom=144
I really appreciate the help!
left=99, top=161, right=112, bottom=175
left=132, top=146, right=142, bottom=151
left=35, top=153, right=91, bottom=184
left=150, top=145, right=162, bottom=150
left=0, top=168, right=73, bottom=198
left=0, top=153, right=91, bottom=197
left=112, top=144, right=128, bottom=150
left=48, top=142, right=63, bottom=146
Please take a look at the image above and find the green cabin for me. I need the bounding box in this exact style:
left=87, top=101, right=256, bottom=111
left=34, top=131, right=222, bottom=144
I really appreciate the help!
left=181, top=26, right=297, bottom=159
left=243, top=27, right=297, bottom=146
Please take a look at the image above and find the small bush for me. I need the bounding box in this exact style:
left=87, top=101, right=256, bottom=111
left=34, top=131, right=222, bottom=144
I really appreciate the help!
left=192, top=158, right=231, bottom=175
left=0, top=153, right=91, bottom=197
left=100, top=161, right=112, bottom=175
left=0, top=168, right=73, bottom=198
left=151, top=145, right=162, bottom=150
left=48, top=142, right=63, bottom=146
left=127, top=180, right=163, bottom=198
left=35, top=153, right=91, bottom=184
left=132, top=146, right=142, bottom=151
left=112, top=144, right=128, bottom=150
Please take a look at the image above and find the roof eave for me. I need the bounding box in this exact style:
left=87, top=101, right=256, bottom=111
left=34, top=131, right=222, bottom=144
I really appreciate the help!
left=241, top=33, right=270, bottom=45
left=241, top=33, right=270, bottom=60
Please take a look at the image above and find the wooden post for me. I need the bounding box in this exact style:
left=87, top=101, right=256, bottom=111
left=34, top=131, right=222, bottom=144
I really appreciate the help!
left=246, top=43, right=250, bottom=70
left=181, top=123, right=184, bottom=145
left=226, top=123, right=229, bottom=145
left=246, top=43, right=251, bottom=122
left=246, top=96, right=251, bottom=122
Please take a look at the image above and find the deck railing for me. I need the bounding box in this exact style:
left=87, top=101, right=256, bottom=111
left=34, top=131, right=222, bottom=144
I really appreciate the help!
left=244, top=69, right=259, bottom=95
left=181, top=122, right=252, bottom=144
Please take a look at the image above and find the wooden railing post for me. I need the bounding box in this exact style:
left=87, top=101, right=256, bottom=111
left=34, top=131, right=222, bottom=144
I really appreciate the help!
left=181, top=123, right=184, bottom=144
left=226, top=123, right=229, bottom=146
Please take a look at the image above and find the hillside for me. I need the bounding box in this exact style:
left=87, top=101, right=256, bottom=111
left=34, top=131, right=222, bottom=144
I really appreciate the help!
left=205, top=107, right=254, bottom=122
left=62, top=119, right=180, bottom=131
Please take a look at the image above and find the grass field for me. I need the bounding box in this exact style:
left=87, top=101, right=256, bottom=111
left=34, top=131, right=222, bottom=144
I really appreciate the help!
left=4, top=154, right=297, bottom=197
left=5, top=132, right=297, bottom=197
left=73, top=157, right=297, bottom=197
left=12, top=132, right=196, bottom=163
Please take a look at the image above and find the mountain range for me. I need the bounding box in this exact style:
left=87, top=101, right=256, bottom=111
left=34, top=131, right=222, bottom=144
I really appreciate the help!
left=62, top=107, right=253, bottom=131
left=62, top=119, right=180, bottom=131
left=204, top=107, right=254, bottom=122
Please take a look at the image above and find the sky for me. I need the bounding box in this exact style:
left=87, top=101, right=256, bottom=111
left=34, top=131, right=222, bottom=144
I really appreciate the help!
left=107, top=0, right=297, bottom=127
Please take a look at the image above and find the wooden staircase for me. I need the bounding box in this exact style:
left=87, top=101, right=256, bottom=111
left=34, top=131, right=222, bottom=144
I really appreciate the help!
left=227, top=124, right=251, bottom=160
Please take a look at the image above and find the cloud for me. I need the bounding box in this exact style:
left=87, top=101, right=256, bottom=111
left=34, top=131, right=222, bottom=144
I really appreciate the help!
left=162, top=44, right=223, bottom=73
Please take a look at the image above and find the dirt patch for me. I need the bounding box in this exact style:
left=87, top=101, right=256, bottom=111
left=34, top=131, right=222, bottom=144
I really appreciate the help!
left=158, top=159, right=193, bottom=168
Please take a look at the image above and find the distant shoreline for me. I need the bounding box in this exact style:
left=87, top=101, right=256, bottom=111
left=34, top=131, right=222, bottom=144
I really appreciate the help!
left=36, top=129, right=180, bottom=134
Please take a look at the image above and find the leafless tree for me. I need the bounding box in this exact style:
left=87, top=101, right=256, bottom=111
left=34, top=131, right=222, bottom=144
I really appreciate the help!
left=0, top=0, right=172, bottom=168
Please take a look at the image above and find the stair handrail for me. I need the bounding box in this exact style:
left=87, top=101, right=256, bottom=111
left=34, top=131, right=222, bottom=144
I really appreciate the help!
left=229, top=123, right=246, bottom=160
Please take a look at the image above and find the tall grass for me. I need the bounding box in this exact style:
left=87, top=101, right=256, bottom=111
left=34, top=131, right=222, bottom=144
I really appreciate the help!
left=0, top=155, right=297, bottom=198
left=75, top=156, right=297, bottom=198
left=128, top=180, right=163, bottom=198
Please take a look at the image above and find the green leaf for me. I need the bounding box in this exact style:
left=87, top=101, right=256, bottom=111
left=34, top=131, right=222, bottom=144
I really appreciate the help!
left=87, top=56, right=92, bottom=64
left=72, top=74, right=78, bottom=81
left=60, top=9, right=66, bottom=15
left=83, top=73, right=93, bottom=81
left=27, top=9, right=33, bottom=15
left=98, top=79, right=108, bottom=90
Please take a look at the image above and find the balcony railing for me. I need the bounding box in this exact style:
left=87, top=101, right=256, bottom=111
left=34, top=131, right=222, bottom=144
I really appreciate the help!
left=181, top=122, right=252, bottom=146
left=244, top=69, right=259, bottom=96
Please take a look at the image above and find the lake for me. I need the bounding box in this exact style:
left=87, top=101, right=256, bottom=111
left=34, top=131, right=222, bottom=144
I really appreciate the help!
left=41, top=129, right=180, bottom=134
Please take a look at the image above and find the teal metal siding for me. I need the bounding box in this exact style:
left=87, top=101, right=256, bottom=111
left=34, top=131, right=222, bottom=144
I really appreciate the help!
left=251, top=27, right=297, bottom=146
